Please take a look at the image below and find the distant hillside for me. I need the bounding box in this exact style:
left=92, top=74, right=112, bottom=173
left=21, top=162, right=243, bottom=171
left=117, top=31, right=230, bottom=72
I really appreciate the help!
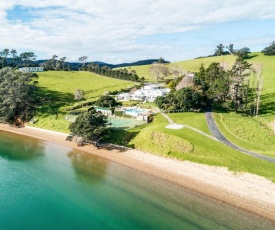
left=33, top=59, right=169, bottom=69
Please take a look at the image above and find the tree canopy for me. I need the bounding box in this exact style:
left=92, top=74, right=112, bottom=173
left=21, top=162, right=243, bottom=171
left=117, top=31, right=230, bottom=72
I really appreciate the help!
left=156, top=58, right=256, bottom=114
left=0, top=67, right=40, bottom=124
left=262, top=41, right=275, bottom=56
left=69, top=108, right=110, bottom=144
left=149, top=63, right=170, bottom=82
left=95, top=95, right=118, bottom=108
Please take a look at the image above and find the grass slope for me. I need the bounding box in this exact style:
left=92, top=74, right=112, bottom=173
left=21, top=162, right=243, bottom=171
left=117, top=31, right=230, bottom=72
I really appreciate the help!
left=31, top=71, right=136, bottom=132
left=125, top=115, right=275, bottom=182
left=167, top=112, right=212, bottom=135
left=214, top=112, right=275, bottom=158
left=120, top=55, right=236, bottom=82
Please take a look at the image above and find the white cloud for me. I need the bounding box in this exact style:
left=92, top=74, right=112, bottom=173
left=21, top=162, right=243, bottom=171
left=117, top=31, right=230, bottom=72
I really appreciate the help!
left=0, top=0, right=275, bottom=62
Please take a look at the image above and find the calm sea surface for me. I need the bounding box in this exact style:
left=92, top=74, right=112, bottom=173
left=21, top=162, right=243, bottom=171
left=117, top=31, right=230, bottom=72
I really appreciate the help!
left=0, top=130, right=274, bottom=230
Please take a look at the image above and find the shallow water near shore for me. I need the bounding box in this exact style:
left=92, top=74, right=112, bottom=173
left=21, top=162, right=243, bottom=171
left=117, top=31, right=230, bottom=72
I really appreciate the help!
left=0, top=130, right=274, bottom=230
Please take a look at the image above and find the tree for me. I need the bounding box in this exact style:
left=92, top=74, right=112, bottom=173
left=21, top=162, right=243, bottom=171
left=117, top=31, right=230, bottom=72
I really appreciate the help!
left=20, top=52, right=36, bottom=67
left=169, top=65, right=187, bottom=79
left=59, top=57, right=67, bottom=70
left=74, top=89, right=84, bottom=100
left=95, top=95, right=118, bottom=108
left=229, top=58, right=251, bottom=112
left=226, top=43, right=235, bottom=54
left=235, top=47, right=251, bottom=59
left=10, top=49, right=18, bottom=67
left=251, top=65, right=264, bottom=117
left=214, top=44, right=225, bottom=56
left=204, top=62, right=230, bottom=102
left=149, top=62, right=170, bottom=82
left=78, top=56, right=88, bottom=69
left=174, top=87, right=203, bottom=110
left=69, top=108, right=110, bottom=145
left=0, top=49, right=10, bottom=67
left=262, top=41, right=275, bottom=56
left=157, top=57, right=165, bottom=63
left=0, top=67, right=39, bottom=124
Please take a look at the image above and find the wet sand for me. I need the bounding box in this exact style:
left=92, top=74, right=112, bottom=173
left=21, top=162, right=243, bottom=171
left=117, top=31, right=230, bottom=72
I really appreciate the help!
left=0, top=124, right=275, bottom=222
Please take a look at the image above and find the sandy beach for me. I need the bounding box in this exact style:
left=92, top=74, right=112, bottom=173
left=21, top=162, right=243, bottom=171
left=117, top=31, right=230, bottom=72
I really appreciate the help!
left=0, top=124, right=275, bottom=222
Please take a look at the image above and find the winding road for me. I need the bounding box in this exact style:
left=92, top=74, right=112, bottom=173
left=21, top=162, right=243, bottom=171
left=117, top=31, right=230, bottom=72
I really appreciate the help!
left=205, top=108, right=275, bottom=163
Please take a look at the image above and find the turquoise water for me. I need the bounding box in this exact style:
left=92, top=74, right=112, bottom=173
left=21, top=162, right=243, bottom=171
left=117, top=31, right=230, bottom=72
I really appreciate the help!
left=0, top=130, right=274, bottom=230
left=124, top=108, right=146, bottom=116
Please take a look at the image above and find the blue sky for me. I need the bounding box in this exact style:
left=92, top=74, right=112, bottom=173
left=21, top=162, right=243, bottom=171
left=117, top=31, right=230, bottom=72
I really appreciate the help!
left=1, top=0, right=275, bottom=63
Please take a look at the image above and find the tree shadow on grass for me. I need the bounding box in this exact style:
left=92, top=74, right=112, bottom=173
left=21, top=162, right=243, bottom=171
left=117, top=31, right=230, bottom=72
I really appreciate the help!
left=245, top=54, right=259, bottom=59
left=107, top=129, right=140, bottom=148
left=255, top=92, right=275, bottom=116
left=37, top=87, right=75, bottom=117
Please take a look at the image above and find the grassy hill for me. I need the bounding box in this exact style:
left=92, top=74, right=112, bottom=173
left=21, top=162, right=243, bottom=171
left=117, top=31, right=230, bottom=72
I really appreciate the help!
left=120, top=54, right=237, bottom=82
left=30, top=71, right=136, bottom=132
left=116, top=53, right=275, bottom=158
left=110, top=114, right=275, bottom=182
left=27, top=56, right=275, bottom=180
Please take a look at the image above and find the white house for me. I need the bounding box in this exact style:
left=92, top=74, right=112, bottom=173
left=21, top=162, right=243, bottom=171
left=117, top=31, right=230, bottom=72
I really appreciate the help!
left=116, top=93, right=131, bottom=101
left=131, top=90, right=147, bottom=101
left=116, top=84, right=170, bottom=102
left=19, top=67, right=44, bottom=72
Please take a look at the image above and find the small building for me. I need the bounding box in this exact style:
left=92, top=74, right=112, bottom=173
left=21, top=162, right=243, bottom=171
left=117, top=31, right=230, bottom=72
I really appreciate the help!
left=19, top=67, right=44, bottom=72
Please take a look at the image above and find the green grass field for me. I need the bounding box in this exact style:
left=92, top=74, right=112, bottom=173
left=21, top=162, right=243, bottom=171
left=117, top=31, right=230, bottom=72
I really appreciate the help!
left=214, top=112, right=275, bottom=158
left=111, top=115, right=275, bottom=182
left=167, top=112, right=212, bottom=135
left=30, top=71, right=137, bottom=132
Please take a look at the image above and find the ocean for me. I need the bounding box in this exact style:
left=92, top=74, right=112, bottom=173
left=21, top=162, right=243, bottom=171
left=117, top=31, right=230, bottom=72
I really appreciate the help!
left=0, top=130, right=274, bottom=230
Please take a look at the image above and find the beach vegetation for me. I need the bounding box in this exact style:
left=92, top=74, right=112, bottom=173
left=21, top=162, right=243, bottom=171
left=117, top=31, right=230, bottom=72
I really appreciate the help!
left=69, top=107, right=110, bottom=145
left=0, top=67, right=40, bottom=125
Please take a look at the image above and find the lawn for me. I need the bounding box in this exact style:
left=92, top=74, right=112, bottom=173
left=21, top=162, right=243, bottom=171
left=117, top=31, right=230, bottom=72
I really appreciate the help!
left=214, top=112, right=275, bottom=158
left=110, top=114, right=275, bottom=182
left=167, top=112, right=211, bottom=135
left=30, top=71, right=137, bottom=132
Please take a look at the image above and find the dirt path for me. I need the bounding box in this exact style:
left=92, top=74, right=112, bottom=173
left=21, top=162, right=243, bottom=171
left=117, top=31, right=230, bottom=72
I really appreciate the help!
left=161, top=112, right=217, bottom=141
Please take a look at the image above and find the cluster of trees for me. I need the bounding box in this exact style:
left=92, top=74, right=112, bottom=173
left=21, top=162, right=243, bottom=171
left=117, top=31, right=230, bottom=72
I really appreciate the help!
left=0, top=49, right=37, bottom=69
left=69, top=107, right=110, bottom=146
left=214, top=43, right=251, bottom=59
left=87, top=64, right=143, bottom=82
left=262, top=41, right=275, bottom=56
left=156, top=57, right=263, bottom=116
left=0, top=67, right=40, bottom=124
left=95, top=95, right=119, bottom=108
left=155, top=87, right=203, bottom=111
left=40, top=55, right=68, bottom=70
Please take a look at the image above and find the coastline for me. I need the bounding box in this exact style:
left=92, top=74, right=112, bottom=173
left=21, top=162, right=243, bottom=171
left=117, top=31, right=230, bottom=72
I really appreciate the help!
left=0, top=124, right=275, bottom=222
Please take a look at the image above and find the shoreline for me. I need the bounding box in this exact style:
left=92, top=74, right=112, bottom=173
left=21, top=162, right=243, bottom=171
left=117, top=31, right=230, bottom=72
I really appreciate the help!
left=0, top=124, right=275, bottom=222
